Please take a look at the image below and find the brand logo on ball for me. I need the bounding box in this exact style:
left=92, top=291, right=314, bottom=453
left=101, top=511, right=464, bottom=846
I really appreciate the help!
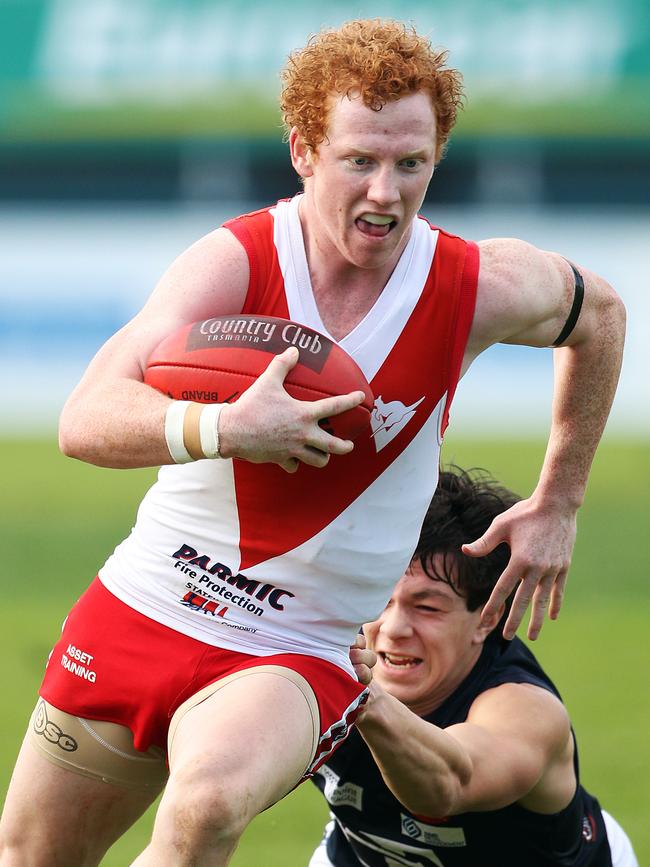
left=186, top=316, right=333, bottom=373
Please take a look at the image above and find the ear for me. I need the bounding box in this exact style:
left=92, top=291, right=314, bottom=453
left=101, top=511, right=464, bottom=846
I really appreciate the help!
left=289, top=127, right=314, bottom=179
left=471, top=604, right=505, bottom=646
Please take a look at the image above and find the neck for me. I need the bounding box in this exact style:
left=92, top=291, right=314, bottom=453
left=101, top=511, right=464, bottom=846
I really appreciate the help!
left=297, top=194, right=410, bottom=340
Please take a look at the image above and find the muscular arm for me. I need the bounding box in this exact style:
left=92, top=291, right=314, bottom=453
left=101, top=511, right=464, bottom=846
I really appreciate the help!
left=356, top=680, right=575, bottom=818
left=59, top=228, right=362, bottom=470
left=462, top=240, right=626, bottom=638
left=59, top=228, right=249, bottom=468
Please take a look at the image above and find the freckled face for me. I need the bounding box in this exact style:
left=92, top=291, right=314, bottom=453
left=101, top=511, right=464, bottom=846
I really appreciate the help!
left=364, top=560, right=485, bottom=716
left=293, top=91, right=437, bottom=271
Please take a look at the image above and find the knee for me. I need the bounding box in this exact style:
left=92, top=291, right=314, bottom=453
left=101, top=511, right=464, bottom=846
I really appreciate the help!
left=0, top=828, right=90, bottom=867
left=154, top=770, right=252, bottom=856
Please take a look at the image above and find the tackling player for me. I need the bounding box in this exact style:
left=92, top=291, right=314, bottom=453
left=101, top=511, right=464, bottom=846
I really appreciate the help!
left=311, top=468, right=638, bottom=867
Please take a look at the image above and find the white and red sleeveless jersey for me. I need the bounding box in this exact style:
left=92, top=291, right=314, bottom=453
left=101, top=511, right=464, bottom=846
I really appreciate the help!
left=99, top=195, right=478, bottom=675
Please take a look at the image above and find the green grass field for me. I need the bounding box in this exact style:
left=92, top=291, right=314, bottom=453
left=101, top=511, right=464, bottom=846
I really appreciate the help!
left=1, top=436, right=648, bottom=865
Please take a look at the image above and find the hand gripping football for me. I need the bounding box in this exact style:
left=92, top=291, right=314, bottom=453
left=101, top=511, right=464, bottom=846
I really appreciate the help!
left=144, top=315, right=374, bottom=440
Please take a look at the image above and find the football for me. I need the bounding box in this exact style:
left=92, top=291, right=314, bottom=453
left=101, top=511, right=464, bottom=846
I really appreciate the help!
left=144, top=314, right=375, bottom=440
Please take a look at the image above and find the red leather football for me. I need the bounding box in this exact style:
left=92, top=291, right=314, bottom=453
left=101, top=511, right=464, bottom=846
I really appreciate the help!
left=144, top=315, right=374, bottom=440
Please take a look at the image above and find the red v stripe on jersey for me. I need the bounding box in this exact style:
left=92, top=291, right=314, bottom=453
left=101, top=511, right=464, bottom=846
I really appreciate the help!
left=233, top=233, right=474, bottom=571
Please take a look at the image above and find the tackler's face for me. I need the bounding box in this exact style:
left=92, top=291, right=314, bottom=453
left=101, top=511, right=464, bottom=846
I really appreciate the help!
left=364, top=557, right=490, bottom=717
left=290, top=91, right=437, bottom=272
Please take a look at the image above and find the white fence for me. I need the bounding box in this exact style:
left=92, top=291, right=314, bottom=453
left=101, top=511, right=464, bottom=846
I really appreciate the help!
left=1, top=203, right=647, bottom=436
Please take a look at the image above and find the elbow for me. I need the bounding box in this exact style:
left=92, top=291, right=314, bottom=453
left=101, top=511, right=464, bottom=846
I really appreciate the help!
left=600, top=282, right=626, bottom=340
left=402, top=780, right=461, bottom=820
left=58, top=401, right=95, bottom=463
left=613, top=289, right=626, bottom=318
left=58, top=411, right=82, bottom=460
left=613, top=291, right=626, bottom=335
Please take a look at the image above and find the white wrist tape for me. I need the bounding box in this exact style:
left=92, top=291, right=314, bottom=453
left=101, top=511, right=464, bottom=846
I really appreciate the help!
left=164, top=401, right=225, bottom=463
left=199, top=402, right=224, bottom=459
left=165, top=401, right=194, bottom=464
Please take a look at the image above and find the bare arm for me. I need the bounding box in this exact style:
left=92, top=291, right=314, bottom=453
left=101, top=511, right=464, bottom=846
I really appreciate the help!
left=356, top=680, right=574, bottom=818
left=461, top=240, right=626, bottom=638
left=59, top=228, right=362, bottom=471
left=59, top=228, right=249, bottom=468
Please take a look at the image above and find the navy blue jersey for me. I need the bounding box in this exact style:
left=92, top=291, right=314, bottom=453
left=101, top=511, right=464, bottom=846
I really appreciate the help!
left=312, top=637, right=612, bottom=867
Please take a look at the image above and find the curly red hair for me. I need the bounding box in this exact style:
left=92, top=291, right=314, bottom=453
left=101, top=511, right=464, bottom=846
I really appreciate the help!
left=280, top=19, right=464, bottom=163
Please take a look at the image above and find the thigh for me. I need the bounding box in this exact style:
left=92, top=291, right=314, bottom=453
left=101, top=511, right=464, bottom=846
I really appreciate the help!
left=29, top=698, right=168, bottom=790
left=168, top=667, right=318, bottom=815
left=0, top=729, right=162, bottom=867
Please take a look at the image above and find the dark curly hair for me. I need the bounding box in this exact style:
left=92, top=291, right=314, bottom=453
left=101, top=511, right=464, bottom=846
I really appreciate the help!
left=413, top=466, right=520, bottom=632
left=280, top=19, right=464, bottom=164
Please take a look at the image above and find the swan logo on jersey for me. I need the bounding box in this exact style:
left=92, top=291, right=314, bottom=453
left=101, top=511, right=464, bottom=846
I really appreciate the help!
left=370, top=395, right=425, bottom=452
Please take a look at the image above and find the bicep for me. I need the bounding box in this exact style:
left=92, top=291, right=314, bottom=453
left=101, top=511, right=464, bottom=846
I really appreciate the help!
left=444, top=684, right=570, bottom=812
left=135, top=226, right=250, bottom=357
left=467, top=239, right=579, bottom=360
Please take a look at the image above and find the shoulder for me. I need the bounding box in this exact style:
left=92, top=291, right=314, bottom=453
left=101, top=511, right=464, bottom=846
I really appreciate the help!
left=132, top=225, right=252, bottom=334
left=477, top=237, right=558, bottom=281
left=469, top=680, right=571, bottom=746
left=463, top=638, right=567, bottom=732
left=158, top=225, right=250, bottom=294
left=223, top=202, right=279, bottom=233
left=463, top=238, right=573, bottom=361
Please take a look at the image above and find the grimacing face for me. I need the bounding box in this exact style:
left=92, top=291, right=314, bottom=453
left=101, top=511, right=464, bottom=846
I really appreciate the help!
left=364, top=558, right=494, bottom=717
left=290, top=91, right=437, bottom=273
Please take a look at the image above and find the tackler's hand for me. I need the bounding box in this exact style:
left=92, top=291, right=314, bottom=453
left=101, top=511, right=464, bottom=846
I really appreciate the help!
left=349, top=633, right=377, bottom=686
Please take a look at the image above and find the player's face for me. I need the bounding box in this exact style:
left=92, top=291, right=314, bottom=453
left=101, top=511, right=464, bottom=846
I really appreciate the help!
left=364, top=559, right=486, bottom=716
left=294, top=91, right=437, bottom=271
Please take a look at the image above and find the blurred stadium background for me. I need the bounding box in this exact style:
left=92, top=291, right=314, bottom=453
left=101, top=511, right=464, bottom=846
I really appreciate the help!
left=0, top=1, right=648, bottom=864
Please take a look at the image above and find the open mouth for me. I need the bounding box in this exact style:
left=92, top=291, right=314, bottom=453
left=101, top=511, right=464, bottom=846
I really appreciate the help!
left=355, top=213, right=397, bottom=238
left=379, top=651, right=422, bottom=669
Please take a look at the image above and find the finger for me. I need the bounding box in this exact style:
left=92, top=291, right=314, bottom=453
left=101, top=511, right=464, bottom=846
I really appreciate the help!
left=526, top=573, right=556, bottom=641
left=350, top=647, right=377, bottom=685
left=279, top=457, right=300, bottom=473
left=309, top=390, right=366, bottom=421
left=549, top=570, right=568, bottom=620
left=308, top=432, right=354, bottom=457
left=297, top=446, right=331, bottom=469
left=353, top=633, right=367, bottom=649
left=350, top=648, right=377, bottom=668
left=324, top=437, right=354, bottom=457
left=480, top=561, right=522, bottom=625
left=502, top=573, right=542, bottom=640
left=353, top=664, right=373, bottom=686
left=462, top=529, right=503, bottom=559
left=263, top=346, right=300, bottom=381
